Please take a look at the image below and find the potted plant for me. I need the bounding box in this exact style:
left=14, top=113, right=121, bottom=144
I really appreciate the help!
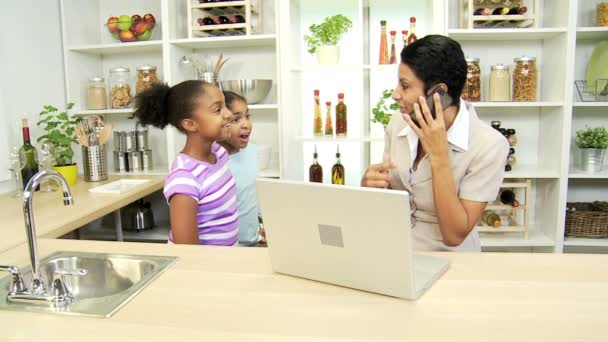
left=372, top=89, right=399, bottom=129
left=575, top=126, right=608, bottom=172
left=36, top=102, right=80, bottom=185
left=304, top=14, right=352, bottom=64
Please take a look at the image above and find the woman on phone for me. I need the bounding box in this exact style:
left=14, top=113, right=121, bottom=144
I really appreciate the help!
left=361, top=35, right=509, bottom=251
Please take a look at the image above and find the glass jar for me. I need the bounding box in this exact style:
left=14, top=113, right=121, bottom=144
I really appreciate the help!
left=512, top=56, right=537, bottom=102
left=463, top=57, right=481, bottom=102
left=86, top=77, right=107, bottom=110
left=489, top=64, right=510, bottom=102
left=109, top=66, right=132, bottom=109
left=598, top=2, right=608, bottom=26
left=136, top=65, right=159, bottom=95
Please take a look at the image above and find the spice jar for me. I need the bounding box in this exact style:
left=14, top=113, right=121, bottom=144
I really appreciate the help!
left=489, top=64, right=510, bottom=102
left=136, top=65, right=159, bottom=95
left=86, top=77, right=107, bottom=110
left=463, top=57, right=481, bottom=102
left=598, top=3, right=608, bottom=27
left=512, top=56, right=537, bottom=102
left=109, top=66, right=132, bottom=109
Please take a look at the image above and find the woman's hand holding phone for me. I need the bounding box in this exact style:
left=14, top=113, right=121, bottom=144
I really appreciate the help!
left=402, top=93, right=450, bottom=163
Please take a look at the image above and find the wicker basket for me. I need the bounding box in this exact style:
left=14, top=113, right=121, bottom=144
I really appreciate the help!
left=565, top=202, right=608, bottom=238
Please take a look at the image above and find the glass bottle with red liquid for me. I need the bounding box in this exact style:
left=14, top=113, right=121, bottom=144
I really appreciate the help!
left=335, top=93, right=347, bottom=136
left=309, top=145, right=323, bottom=183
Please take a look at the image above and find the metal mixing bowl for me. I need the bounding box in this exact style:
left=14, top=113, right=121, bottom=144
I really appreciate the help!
left=220, top=79, right=272, bottom=104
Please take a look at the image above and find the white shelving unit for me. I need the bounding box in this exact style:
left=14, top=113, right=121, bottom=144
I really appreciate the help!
left=59, top=0, right=281, bottom=181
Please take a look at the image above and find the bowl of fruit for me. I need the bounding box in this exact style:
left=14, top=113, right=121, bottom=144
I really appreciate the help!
left=106, top=14, right=158, bottom=43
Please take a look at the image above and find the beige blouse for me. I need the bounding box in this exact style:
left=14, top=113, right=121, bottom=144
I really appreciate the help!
left=383, top=101, right=509, bottom=251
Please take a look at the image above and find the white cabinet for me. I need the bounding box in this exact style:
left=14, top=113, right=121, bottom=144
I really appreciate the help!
left=276, top=0, right=608, bottom=252
left=59, top=0, right=281, bottom=178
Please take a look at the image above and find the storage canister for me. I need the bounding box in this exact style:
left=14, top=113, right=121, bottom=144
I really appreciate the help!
left=86, top=77, right=107, bottom=110
left=462, top=57, right=481, bottom=102
left=489, top=64, right=510, bottom=102
left=512, top=56, right=537, bottom=102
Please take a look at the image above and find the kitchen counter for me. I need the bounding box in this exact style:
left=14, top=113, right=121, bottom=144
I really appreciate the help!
left=0, top=175, right=165, bottom=252
left=1, top=239, right=607, bottom=341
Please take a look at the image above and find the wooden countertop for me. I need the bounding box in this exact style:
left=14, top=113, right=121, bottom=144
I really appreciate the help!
left=0, top=239, right=607, bottom=341
left=0, top=175, right=164, bottom=252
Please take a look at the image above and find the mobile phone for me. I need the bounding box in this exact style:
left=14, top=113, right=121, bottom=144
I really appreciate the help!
left=409, top=85, right=454, bottom=127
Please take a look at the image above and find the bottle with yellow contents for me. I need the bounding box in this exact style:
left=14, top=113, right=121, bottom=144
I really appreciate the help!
left=331, top=145, right=345, bottom=185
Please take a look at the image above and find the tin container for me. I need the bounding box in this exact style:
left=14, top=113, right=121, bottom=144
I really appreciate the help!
left=113, top=151, right=128, bottom=172
left=127, top=151, right=143, bottom=172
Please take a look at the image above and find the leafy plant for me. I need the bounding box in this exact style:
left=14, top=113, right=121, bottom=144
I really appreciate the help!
left=304, top=14, right=352, bottom=54
left=576, top=126, right=608, bottom=149
left=372, top=89, right=398, bottom=128
left=36, top=102, right=79, bottom=166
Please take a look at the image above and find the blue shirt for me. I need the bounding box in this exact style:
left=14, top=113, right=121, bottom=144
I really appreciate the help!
left=227, top=144, right=260, bottom=246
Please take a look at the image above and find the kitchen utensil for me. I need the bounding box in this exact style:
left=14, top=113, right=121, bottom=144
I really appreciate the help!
left=99, top=123, right=113, bottom=145
left=120, top=199, right=155, bottom=231
left=219, top=79, right=272, bottom=104
left=82, top=144, right=109, bottom=182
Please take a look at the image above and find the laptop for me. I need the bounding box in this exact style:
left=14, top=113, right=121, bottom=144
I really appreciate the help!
left=256, top=179, right=450, bottom=300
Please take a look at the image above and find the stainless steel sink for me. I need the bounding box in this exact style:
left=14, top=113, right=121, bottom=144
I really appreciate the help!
left=0, top=251, right=177, bottom=318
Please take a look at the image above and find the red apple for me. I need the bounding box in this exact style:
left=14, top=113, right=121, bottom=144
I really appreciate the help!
left=131, top=20, right=148, bottom=36
left=132, top=14, right=142, bottom=23
left=107, top=16, right=119, bottom=33
left=118, top=30, right=136, bottom=42
left=143, top=13, right=156, bottom=30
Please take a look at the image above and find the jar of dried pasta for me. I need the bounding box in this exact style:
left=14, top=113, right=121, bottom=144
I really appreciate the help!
left=512, top=56, right=537, bottom=102
left=598, top=2, right=608, bottom=27
left=136, top=65, right=159, bottom=95
left=463, top=57, right=481, bottom=102
left=109, top=66, right=131, bottom=109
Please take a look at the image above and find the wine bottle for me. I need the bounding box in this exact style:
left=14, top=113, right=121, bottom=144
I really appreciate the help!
left=407, top=17, right=417, bottom=45
left=482, top=210, right=501, bottom=227
left=332, top=145, right=345, bottom=185
left=509, top=147, right=515, bottom=155
left=508, top=6, right=528, bottom=15
left=499, top=189, right=520, bottom=207
left=507, top=155, right=517, bottom=166
left=20, top=118, right=40, bottom=190
left=491, top=120, right=501, bottom=130
left=218, top=16, right=230, bottom=25
left=309, top=145, right=323, bottom=183
left=474, top=8, right=491, bottom=15
left=506, top=128, right=517, bottom=146
left=492, top=7, right=509, bottom=15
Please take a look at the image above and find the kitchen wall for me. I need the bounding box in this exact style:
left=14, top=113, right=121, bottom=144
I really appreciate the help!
left=0, top=0, right=66, bottom=192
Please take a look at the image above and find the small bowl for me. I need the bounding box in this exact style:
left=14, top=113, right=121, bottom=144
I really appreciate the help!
left=220, top=79, right=272, bottom=104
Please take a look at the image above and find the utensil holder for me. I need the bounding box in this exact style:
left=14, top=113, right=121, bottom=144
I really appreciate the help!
left=83, top=144, right=108, bottom=182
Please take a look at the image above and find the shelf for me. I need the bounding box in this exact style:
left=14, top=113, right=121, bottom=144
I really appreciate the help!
left=573, top=102, right=608, bottom=107
left=249, top=104, right=278, bottom=110
left=171, top=34, right=276, bottom=49
left=471, top=15, right=533, bottom=22
left=447, top=28, right=567, bottom=41
left=503, top=165, right=560, bottom=179
left=480, top=229, right=554, bottom=247
left=75, top=108, right=134, bottom=116
left=109, top=165, right=168, bottom=176
left=485, top=203, right=524, bottom=210
left=564, top=237, right=608, bottom=247
left=191, top=1, right=247, bottom=10
left=576, top=27, right=608, bottom=40
left=68, top=41, right=163, bottom=54
left=298, top=136, right=370, bottom=143
left=569, top=165, right=608, bottom=179
left=477, top=225, right=526, bottom=233
left=472, top=101, right=563, bottom=108
left=191, top=24, right=247, bottom=37
left=257, top=167, right=280, bottom=178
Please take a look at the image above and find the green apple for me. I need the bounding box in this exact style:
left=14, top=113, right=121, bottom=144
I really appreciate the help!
left=117, top=15, right=132, bottom=31
left=112, top=32, right=120, bottom=40
left=136, top=29, right=152, bottom=41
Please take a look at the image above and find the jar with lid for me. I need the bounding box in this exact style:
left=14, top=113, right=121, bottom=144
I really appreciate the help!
left=136, top=65, right=159, bottom=95
left=86, top=77, right=107, bottom=110
left=598, top=2, right=608, bottom=27
left=109, top=66, right=132, bottom=109
left=489, top=64, right=510, bottom=102
left=463, top=57, right=481, bottom=102
left=512, top=56, right=537, bottom=102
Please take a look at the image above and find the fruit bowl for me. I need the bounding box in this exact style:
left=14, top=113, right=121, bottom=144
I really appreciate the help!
left=220, top=79, right=272, bottom=104
left=106, top=14, right=158, bottom=43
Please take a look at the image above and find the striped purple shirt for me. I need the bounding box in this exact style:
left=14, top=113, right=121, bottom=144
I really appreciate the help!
left=163, top=144, right=239, bottom=246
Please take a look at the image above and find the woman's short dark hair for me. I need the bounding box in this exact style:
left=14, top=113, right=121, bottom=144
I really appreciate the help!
left=400, top=35, right=467, bottom=101
left=133, top=80, right=209, bottom=133
left=223, top=90, right=247, bottom=110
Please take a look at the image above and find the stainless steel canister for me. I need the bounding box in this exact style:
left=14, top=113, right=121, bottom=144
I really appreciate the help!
left=113, top=151, right=128, bottom=172
left=124, top=131, right=136, bottom=152
left=136, top=129, right=149, bottom=151
left=141, top=150, right=153, bottom=171
left=127, top=151, right=143, bottom=172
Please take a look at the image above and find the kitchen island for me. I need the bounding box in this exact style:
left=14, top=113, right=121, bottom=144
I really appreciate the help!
left=0, top=239, right=606, bottom=341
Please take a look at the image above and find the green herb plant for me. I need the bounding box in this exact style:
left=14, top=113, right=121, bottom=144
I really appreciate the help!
left=372, top=89, right=399, bottom=128
left=36, top=102, right=79, bottom=166
left=304, top=14, right=353, bottom=54
left=576, top=126, right=608, bottom=149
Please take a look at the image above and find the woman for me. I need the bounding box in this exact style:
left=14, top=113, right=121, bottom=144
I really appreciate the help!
left=361, top=35, right=509, bottom=251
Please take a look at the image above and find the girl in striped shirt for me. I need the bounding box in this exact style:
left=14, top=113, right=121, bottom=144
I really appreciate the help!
left=133, top=81, right=239, bottom=245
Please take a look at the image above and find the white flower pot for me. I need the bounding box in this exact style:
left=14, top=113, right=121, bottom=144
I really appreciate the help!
left=316, top=45, right=340, bottom=65
left=580, top=148, right=606, bottom=172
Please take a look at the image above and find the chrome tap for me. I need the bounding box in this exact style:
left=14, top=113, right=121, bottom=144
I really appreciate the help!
left=22, top=170, right=74, bottom=294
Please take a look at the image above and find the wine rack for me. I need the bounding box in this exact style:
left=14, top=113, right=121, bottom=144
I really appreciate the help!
left=460, top=0, right=540, bottom=29
left=187, top=0, right=263, bottom=38
left=477, top=179, right=531, bottom=238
